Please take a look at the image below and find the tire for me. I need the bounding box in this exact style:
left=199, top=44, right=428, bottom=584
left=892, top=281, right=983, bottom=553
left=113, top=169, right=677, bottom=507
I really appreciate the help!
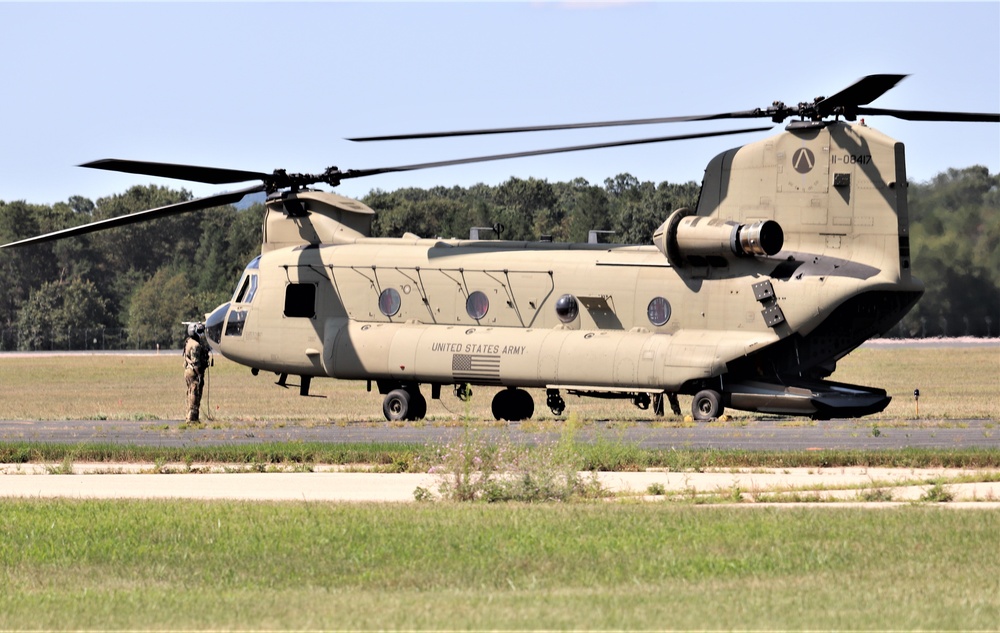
left=408, top=391, right=427, bottom=421
left=382, top=388, right=411, bottom=421
left=512, top=389, right=534, bottom=421
left=491, top=390, right=512, bottom=421
left=492, top=388, right=534, bottom=421
left=692, top=389, right=723, bottom=420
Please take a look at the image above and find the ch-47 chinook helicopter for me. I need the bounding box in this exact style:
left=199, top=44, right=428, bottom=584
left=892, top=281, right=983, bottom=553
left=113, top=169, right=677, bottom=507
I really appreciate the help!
left=4, top=75, right=997, bottom=421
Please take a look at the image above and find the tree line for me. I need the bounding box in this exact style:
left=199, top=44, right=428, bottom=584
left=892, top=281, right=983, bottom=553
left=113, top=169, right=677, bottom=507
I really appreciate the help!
left=0, top=166, right=996, bottom=350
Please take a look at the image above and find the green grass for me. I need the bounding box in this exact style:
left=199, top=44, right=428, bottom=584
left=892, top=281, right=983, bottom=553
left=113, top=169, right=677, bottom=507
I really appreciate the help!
left=1, top=500, right=997, bottom=630
left=2, top=348, right=998, bottom=630
left=0, top=344, right=997, bottom=422
left=836, top=346, right=1000, bottom=420
left=2, top=440, right=999, bottom=470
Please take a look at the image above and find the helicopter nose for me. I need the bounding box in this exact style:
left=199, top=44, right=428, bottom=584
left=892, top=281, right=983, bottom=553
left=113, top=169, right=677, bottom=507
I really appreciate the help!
left=204, top=302, right=229, bottom=351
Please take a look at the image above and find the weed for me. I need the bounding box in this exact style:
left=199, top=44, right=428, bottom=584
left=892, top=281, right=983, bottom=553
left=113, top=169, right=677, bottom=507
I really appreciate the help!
left=45, top=455, right=75, bottom=475
left=920, top=481, right=955, bottom=503
left=429, top=428, right=610, bottom=502
left=412, top=486, right=434, bottom=502
left=728, top=484, right=744, bottom=502
left=646, top=482, right=666, bottom=496
left=857, top=488, right=895, bottom=502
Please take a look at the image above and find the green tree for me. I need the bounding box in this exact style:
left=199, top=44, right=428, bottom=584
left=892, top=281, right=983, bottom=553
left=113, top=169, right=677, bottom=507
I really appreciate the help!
left=126, top=268, right=198, bottom=349
left=192, top=203, right=265, bottom=311
left=0, top=200, right=59, bottom=328
left=606, top=174, right=657, bottom=244
left=90, top=185, right=196, bottom=276
left=495, top=177, right=557, bottom=241
left=15, top=278, right=109, bottom=350
left=902, top=166, right=999, bottom=337
left=557, top=178, right=611, bottom=243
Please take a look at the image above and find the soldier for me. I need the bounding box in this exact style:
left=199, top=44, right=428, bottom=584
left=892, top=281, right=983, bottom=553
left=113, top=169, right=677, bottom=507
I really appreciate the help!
left=183, top=323, right=210, bottom=423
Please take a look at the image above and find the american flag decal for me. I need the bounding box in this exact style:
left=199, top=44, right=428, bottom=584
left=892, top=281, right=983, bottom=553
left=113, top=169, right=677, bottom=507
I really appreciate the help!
left=452, top=353, right=502, bottom=384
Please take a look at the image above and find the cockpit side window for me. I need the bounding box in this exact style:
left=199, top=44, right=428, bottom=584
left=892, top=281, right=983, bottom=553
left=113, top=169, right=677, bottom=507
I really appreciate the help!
left=244, top=274, right=258, bottom=303
left=234, top=275, right=251, bottom=303
left=233, top=273, right=258, bottom=304
left=232, top=256, right=262, bottom=304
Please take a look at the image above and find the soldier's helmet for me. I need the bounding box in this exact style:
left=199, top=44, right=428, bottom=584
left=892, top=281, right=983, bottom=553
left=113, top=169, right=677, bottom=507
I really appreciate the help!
left=186, top=323, right=206, bottom=339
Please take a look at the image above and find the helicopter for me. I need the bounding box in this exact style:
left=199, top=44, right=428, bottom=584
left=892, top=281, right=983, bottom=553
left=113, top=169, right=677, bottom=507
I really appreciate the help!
left=4, top=74, right=997, bottom=422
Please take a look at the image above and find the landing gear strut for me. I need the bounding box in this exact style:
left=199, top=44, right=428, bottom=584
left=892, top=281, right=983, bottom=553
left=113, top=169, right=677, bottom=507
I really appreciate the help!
left=546, top=389, right=565, bottom=416
left=454, top=383, right=473, bottom=402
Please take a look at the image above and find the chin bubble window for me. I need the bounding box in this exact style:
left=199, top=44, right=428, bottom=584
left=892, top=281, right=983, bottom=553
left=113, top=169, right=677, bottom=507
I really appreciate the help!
left=378, top=288, right=402, bottom=317
left=466, top=291, right=489, bottom=321
left=555, top=294, right=579, bottom=323
left=647, top=297, right=671, bottom=326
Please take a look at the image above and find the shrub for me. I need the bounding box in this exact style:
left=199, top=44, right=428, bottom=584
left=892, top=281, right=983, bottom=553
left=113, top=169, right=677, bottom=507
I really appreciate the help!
left=429, top=428, right=609, bottom=502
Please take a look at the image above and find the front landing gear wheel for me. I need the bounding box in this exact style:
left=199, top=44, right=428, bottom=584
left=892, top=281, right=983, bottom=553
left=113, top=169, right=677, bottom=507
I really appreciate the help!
left=692, top=389, right=724, bottom=421
left=382, top=388, right=427, bottom=421
left=383, top=389, right=411, bottom=421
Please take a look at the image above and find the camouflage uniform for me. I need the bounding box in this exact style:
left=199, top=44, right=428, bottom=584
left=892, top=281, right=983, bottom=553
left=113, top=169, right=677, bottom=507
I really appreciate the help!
left=183, top=332, right=210, bottom=423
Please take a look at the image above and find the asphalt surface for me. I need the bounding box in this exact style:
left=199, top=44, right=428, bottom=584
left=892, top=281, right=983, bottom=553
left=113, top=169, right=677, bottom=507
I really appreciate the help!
left=1, top=338, right=996, bottom=451
left=0, top=417, right=997, bottom=450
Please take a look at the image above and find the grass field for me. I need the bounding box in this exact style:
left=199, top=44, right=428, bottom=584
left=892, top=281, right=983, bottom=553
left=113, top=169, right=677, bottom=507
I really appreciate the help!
left=1, top=345, right=998, bottom=630
left=0, top=344, right=997, bottom=423
left=1, top=500, right=997, bottom=630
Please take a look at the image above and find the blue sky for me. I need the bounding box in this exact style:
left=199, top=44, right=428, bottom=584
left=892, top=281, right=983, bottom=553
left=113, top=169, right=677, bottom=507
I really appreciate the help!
left=2, top=2, right=998, bottom=206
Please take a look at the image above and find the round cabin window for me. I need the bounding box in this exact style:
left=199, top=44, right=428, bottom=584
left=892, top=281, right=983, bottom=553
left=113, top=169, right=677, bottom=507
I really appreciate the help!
left=555, top=294, right=579, bottom=323
left=647, top=297, right=671, bottom=326
left=378, top=288, right=401, bottom=317
left=466, top=291, right=489, bottom=320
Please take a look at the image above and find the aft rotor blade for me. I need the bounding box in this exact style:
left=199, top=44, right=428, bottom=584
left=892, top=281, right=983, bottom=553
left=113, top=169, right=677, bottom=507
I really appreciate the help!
left=347, top=111, right=766, bottom=142
left=854, top=107, right=1000, bottom=123
left=340, top=126, right=772, bottom=180
left=81, top=159, right=271, bottom=185
left=816, top=74, right=908, bottom=113
left=0, top=185, right=264, bottom=249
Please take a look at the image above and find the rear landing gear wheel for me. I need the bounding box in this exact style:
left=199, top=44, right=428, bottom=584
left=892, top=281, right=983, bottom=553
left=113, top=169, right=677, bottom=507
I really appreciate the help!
left=692, top=389, right=724, bottom=421
left=409, top=391, right=427, bottom=421
left=492, top=388, right=535, bottom=421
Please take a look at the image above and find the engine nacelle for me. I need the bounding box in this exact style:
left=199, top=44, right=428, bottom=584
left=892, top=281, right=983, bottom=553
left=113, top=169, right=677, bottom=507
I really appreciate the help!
left=654, top=208, right=783, bottom=268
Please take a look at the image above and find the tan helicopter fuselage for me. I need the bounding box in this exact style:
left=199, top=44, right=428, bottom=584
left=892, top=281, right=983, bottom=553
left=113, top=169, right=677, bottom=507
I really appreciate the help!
left=206, top=121, right=924, bottom=418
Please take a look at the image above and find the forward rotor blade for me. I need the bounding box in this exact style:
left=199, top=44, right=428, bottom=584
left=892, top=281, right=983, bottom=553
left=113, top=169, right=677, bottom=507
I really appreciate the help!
left=854, top=107, right=1000, bottom=123
left=347, top=111, right=765, bottom=142
left=340, top=126, right=772, bottom=180
left=0, top=185, right=264, bottom=249
left=81, top=159, right=270, bottom=185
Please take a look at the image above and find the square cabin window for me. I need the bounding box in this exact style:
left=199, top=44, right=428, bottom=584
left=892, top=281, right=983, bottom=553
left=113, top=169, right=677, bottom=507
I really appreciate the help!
left=284, top=283, right=316, bottom=318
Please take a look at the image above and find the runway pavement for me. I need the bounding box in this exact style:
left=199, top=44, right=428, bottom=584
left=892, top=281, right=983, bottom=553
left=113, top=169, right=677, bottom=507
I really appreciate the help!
left=3, top=417, right=997, bottom=505
left=0, top=417, right=997, bottom=450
